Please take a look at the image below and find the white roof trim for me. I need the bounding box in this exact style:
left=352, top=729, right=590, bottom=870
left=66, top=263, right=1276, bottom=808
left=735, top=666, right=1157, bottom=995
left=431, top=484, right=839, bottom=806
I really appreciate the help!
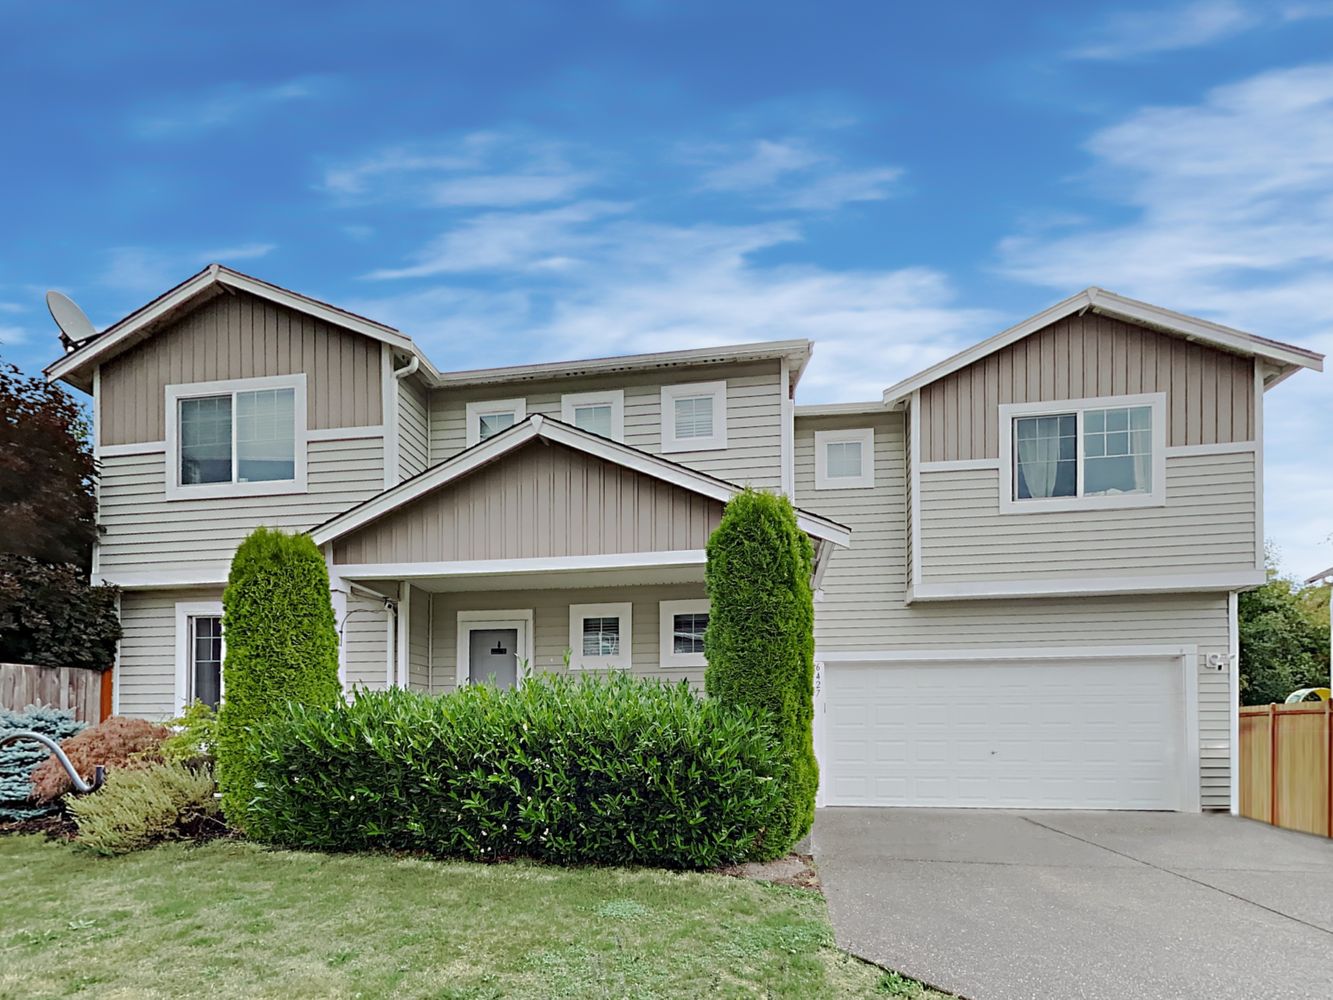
left=309, top=413, right=850, bottom=548
left=882, top=287, right=1323, bottom=405
left=46, top=264, right=440, bottom=387
left=432, top=339, right=813, bottom=388
left=795, top=400, right=891, bottom=417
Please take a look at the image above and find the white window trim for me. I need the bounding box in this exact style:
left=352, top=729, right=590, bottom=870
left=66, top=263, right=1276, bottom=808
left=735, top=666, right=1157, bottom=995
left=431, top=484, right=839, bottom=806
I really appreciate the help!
left=658, top=599, right=709, bottom=669
left=164, top=373, right=308, bottom=501
left=465, top=397, right=527, bottom=447
left=568, top=602, right=633, bottom=670
left=455, top=609, right=533, bottom=690
left=660, top=381, right=727, bottom=452
left=560, top=389, right=625, bottom=442
left=998, top=392, right=1167, bottom=515
left=814, top=428, right=875, bottom=490
left=174, top=600, right=224, bottom=714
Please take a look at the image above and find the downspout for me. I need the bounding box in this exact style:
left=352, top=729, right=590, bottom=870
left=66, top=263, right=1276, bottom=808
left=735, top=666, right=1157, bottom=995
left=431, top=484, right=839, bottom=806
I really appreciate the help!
left=393, top=355, right=420, bottom=381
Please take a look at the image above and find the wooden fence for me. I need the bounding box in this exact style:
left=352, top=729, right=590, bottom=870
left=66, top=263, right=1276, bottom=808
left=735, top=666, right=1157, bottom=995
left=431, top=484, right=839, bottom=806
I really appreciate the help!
left=0, top=662, right=112, bottom=724
left=1239, top=702, right=1332, bottom=838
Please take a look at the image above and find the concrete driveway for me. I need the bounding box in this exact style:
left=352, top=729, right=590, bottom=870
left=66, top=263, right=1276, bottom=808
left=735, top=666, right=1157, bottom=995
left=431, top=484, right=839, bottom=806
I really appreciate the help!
left=814, top=809, right=1333, bottom=1000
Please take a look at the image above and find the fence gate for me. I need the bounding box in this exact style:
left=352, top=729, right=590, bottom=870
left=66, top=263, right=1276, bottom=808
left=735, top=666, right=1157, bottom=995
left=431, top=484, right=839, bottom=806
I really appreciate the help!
left=1239, top=702, right=1333, bottom=838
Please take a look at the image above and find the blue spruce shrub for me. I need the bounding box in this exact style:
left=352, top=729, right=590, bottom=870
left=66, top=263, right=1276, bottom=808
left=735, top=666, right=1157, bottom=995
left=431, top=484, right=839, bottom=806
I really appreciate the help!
left=0, top=704, right=86, bottom=821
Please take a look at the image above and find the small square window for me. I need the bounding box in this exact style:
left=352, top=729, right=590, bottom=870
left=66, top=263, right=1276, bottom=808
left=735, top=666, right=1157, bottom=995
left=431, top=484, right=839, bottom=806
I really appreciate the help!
left=660, top=382, right=727, bottom=452
left=560, top=390, right=624, bottom=441
left=569, top=603, right=632, bottom=670
left=815, top=428, right=875, bottom=489
left=659, top=599, right=710, bottom=668
left=466, top=398, right=527, bottom=447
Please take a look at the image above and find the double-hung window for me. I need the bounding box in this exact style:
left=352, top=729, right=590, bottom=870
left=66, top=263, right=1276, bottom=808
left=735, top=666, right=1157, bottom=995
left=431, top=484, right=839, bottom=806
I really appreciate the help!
left=814, top=428, right=875, bottom=489
left=165, top=374, right=307, bottom=500
left=659, top=599, right=709, bottom=668
left=568, top=602, right=633, bottom=670
left=999, top=393, right=1166, bottom=513
left=465, top=398, right=527, bottom=446
left=660, top=381, right=727, bottom=452
left=561, top=389, right=624, bottom=441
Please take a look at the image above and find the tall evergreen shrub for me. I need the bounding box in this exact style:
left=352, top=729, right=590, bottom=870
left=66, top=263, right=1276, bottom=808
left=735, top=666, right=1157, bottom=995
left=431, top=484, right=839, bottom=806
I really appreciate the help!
left=215, top=528, right=341, bottom=829
left=704, top=489, right=817, bottom=849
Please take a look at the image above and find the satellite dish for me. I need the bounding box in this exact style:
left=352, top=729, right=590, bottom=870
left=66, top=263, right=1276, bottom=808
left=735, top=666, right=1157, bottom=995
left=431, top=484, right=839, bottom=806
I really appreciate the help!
left=46, top=290, right=98, bottom=349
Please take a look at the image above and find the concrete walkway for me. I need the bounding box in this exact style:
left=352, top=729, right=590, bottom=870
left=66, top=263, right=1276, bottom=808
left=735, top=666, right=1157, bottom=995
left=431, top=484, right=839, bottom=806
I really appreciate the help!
left=814, top=808, right=1333, bottom=1000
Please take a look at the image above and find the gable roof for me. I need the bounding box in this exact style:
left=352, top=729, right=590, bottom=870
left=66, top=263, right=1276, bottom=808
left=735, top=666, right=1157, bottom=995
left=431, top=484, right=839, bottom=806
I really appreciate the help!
left=309, top=414, right=851, bottom=549
left=45, top=264, right=441, bottom=392
left=881, top=287, right=1324, bottom=406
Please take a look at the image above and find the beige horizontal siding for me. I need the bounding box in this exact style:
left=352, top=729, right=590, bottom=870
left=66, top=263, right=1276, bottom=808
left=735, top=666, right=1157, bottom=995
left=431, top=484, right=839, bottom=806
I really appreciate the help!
left=398, top=375, right=430, bottom=481
left=795, top=410, right=1233, bottom=810
left=427, top=583, right=708, bottom=695
left=920, top=313, right=1255, bottom=461
left=918, top=452, right=1258, bottom=582
left=409, top=585, right=431, bottom=691
left=100, top=290, right=383, bottom=446
left=98, top=438, right=385, bottom=576
left=116, top=588, right=223, bottom=720
left=427, top=362, right=783, bottom=489
left=344, top=591, right=390, bottom=691
left=333, top=441, right=723, bottom=565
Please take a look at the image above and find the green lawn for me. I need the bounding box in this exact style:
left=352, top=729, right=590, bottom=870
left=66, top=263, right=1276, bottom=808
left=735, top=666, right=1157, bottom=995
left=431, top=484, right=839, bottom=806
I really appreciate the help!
left=0, top=835, right=946, bottom=999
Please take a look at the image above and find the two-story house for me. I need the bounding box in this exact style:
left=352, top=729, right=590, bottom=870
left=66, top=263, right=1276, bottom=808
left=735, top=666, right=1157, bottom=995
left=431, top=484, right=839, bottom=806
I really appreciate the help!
left=45, top=264, right=1323, bottom=814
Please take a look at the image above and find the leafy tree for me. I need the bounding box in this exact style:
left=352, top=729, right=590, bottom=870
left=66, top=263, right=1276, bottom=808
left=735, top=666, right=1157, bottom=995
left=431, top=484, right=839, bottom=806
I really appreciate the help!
left=0, top=363, right=97, bottom=569
left=1239, top=559, right=1330, bottom=706
left=0, top=558, right=121, bottom=669
left=215, top=527, right=342, bottom=829
left=704, top=489, right=817, bottom=853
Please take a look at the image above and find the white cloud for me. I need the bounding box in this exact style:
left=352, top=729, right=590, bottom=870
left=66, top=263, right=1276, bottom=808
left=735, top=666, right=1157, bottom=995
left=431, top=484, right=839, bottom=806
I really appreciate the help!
left=697, top=138, right=902, bottom=210
left=1069, top=0, right=1259, bottom=59
left=133, top=77, right=328, bottom=137
left=323, top=132, right=596, bottom=208
left=998, top=62, right=1333, bottom=576
left=100, top=243, right=278, bottom=294
left=0, top=325, right=28, bottom=347
left=198, top=242, right=276, bottom=263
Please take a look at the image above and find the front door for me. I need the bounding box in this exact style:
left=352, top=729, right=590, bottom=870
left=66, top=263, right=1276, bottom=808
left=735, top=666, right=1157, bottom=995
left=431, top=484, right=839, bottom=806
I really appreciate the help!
left=468, top=628, right=519, bottom=688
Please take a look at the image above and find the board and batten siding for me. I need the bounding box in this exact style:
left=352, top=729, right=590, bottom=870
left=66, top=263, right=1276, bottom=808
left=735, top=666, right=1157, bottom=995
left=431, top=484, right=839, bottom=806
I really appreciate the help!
left=427, top=362, right=784, bottom=489
left=333, top=442, right=723, bottom=565
left=116, top=588, right=222, bottom=719
left=98, top=437, right=385, bottom=578
left=919, top=314, right=1255, bottom=462
left=99, top=290, right=383, bottom=446
left=918, top=451, right=1258, bottom=582
left=427, top=583, right=708, bottom=695
left=795, top=410, right=1233, bottom=809
left=397, top=374, right=431, bottom=481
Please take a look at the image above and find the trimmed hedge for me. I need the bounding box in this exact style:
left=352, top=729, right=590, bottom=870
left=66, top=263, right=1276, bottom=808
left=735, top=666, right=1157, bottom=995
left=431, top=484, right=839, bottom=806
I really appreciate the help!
left=216, top=528, right=341, bottom=831
left=246, top=674, right=785, bottom=869
left=704, top=489, right=818, bottom=850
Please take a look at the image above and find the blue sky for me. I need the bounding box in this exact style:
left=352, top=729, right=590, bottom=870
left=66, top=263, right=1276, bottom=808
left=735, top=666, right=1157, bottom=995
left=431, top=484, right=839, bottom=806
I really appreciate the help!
left=1, top=1, right=1330, bottom=575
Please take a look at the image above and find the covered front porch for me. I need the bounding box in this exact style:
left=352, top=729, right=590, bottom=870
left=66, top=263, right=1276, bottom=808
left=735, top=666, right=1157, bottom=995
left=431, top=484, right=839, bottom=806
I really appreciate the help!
left=309, top=414, right=847, bottom=695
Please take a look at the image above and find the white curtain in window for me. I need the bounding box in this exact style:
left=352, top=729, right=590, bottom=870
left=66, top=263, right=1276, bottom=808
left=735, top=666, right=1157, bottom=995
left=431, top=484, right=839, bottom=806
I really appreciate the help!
left=1016, top=431, right=1060, bottom=498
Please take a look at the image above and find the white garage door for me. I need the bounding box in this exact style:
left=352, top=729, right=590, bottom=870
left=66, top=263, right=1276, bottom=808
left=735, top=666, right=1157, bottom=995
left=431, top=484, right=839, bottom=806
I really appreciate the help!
left=821, top=654, right=1189, bottom=810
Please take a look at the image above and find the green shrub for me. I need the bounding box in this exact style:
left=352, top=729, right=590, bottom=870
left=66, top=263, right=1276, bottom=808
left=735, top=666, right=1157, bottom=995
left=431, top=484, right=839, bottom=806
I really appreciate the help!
left=68, top=761, right=221, bottom=855
left=704, top=489, right=818, bottom=851
left=0, top=704, right=86, bottom=821
left=247, top=674, right=784, bottom=869
left=216, top=527, right=341, bottom=831
left=159, top=700, right=219, bottom=767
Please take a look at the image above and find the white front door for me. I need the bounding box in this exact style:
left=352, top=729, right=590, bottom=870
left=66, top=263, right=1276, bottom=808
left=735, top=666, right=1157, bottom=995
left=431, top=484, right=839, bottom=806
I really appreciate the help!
left=820, top=653, right=1192, bottom=810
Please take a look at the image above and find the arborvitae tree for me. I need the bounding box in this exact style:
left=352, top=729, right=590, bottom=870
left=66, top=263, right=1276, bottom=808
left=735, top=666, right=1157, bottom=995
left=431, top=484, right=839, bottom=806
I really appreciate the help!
left=704, top=489, right=817, bottom=851
left=215, top=527, right=341, bottom=829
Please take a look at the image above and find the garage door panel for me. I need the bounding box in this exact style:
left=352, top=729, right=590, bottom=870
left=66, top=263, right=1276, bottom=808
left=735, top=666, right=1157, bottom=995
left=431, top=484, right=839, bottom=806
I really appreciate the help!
left=822, top=655, right=1185, bottom=810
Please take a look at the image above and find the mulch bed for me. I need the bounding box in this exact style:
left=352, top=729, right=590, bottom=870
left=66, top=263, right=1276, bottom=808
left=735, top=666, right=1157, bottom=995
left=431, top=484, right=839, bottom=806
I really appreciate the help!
left=714, top=852, right=822, bottom=891
left=0, top=812, right=76, bottom=839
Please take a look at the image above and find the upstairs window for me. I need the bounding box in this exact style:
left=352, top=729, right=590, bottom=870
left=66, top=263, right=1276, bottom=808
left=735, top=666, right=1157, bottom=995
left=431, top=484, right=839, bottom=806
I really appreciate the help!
left=166, top=374, right=306, bottom=500
left=660, top=381, right=727, bottom=452
left=815, top=428, right=875, bottom=489
left=561, top=389, right=625, bottom=441
left=999, top=393, right=1166, bottom=513
left=465, top=398, right=527, bottom=447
